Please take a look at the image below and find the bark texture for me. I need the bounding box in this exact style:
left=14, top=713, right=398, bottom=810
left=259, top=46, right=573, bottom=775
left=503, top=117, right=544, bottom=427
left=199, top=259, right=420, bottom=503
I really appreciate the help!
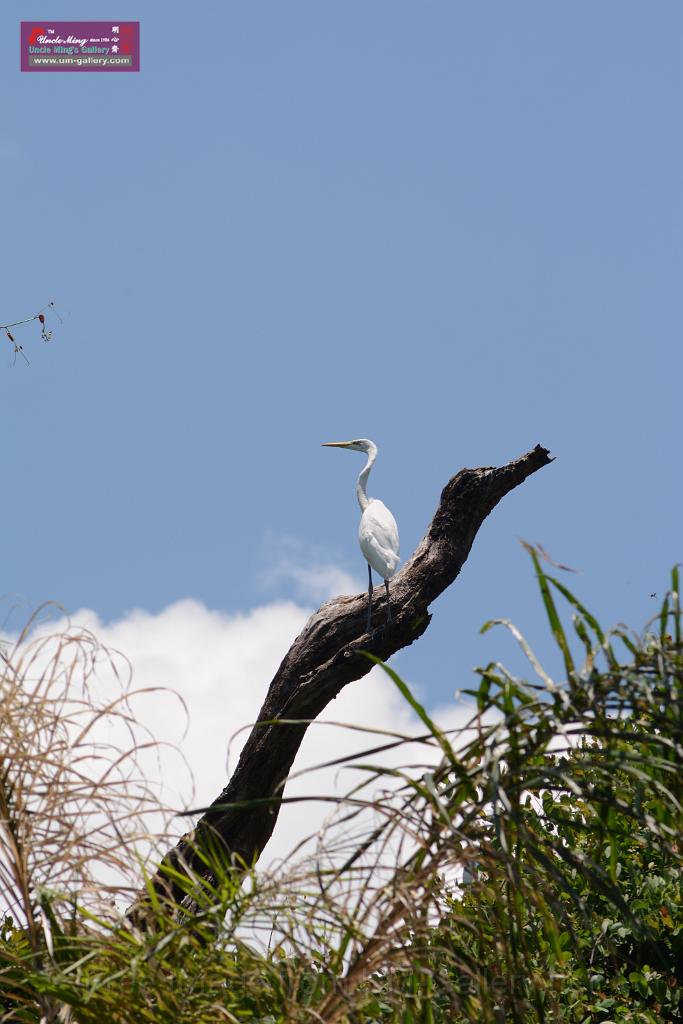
left=129, top=444, right=553, bottom=920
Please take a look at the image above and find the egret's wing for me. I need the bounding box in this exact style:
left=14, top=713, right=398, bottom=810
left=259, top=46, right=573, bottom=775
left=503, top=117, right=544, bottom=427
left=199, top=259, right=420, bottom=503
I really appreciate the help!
left=359, top=500, right=400, bottom=578
left=366, top=500, right=399, bottom=555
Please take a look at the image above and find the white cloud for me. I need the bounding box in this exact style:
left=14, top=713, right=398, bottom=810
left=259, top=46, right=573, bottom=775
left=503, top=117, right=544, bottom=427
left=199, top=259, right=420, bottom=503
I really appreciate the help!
left=257, top=532, right=363, bottom=603
left=60, top=594, right=474, bottom=871
left=267, top=561, right=361, bottom=605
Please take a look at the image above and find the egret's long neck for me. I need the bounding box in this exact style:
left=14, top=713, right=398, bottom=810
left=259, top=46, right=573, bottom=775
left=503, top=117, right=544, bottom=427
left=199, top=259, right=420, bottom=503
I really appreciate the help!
left=356, top=444, right=377, bottom=512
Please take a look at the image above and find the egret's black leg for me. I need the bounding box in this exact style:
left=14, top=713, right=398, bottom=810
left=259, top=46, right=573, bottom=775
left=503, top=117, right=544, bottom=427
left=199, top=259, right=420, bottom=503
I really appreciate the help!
left=384, top=579, right=393, bottom=626
left=367, top=563, right=373, bottom=633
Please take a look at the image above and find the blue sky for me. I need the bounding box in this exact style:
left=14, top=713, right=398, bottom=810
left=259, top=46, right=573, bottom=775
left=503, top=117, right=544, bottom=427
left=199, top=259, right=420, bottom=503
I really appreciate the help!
left=2, top=1, right=682, bottom=706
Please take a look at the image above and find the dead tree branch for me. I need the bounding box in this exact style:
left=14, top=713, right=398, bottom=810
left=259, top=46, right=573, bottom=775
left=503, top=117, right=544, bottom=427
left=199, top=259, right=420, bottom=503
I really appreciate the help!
left=128, top=443, right=553, bottom=922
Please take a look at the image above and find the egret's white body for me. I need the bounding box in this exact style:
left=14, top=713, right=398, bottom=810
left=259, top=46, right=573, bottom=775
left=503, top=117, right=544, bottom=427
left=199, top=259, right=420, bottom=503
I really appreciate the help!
left=359, top=499, right=400, bottom=582
left=322, top=438, right=400, bottom=631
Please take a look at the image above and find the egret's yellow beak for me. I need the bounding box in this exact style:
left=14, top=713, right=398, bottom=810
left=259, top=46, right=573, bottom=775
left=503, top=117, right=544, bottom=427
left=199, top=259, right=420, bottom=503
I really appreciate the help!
left=321, top=441, right=353, bottom=448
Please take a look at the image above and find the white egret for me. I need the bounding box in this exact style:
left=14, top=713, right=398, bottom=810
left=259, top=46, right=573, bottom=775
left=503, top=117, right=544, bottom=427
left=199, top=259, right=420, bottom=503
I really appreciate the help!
left=322, top=439, right=400, bottom=632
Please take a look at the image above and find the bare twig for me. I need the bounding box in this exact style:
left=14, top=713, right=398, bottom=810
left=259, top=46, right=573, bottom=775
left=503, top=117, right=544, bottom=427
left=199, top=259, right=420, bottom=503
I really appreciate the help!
left=2, top=302, right=60, bottom=364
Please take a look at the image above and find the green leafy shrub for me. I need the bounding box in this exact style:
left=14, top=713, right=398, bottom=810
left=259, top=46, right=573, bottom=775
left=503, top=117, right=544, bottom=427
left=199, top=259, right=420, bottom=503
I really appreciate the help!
left=1, top=554, right=681, bottom=1022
